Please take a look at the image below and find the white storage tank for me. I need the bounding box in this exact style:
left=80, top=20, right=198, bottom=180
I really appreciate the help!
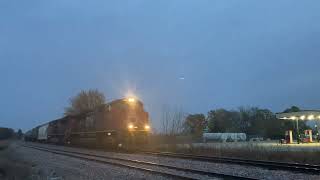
left=203, top=133, right=246, bottom=142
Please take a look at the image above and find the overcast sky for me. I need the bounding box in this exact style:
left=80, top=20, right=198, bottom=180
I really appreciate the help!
left=1, top=1, right=320, bottom=131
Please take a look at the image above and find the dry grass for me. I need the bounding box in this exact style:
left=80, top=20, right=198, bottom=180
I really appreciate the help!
left=147, top=136, right=320, bottom=165
left=153, top=143, right=320, bottom=164
left=0, top=140, right=32, bottom=180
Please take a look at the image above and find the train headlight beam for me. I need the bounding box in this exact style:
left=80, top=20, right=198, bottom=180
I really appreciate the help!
left=145, top=125, right=150, bottom=130
left=128, top=98, right=135, bottom=103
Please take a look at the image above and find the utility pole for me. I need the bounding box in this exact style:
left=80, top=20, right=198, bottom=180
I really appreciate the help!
left=315, top=124, right=319, bottom=142
left=296, top=119, right=300, bottom=144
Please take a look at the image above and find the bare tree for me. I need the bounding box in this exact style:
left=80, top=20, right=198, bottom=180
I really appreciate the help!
left=161, top=105, right=186, bottom=135
left=64, top=89, right=106, bottom=116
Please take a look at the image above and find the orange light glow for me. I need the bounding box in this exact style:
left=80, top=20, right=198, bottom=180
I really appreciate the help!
left=128, top=98, right=135, bottom=102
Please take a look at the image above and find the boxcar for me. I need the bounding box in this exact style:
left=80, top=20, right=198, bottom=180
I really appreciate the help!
left=38, top=123, right=49, bottom=142
left=30, top=127, right=39, bottom=142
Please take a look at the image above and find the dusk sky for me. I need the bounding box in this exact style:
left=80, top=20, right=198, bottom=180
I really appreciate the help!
left=1, top=1, right=320, bottom=131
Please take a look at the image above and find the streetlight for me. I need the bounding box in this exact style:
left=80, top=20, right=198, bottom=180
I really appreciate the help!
left=308, top=115, right=315, bottom=120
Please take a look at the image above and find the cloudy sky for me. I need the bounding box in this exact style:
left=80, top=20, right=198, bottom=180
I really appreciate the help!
left=1, top=1, right=320, bottom=131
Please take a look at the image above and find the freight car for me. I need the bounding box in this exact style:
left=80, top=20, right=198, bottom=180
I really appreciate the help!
left=24, top=127, right=39, bottom=142
left=25, top=98, right=151, bottom=148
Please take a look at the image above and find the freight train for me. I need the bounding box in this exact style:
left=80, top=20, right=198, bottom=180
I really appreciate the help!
left=24, top=98, right=151, bottom=148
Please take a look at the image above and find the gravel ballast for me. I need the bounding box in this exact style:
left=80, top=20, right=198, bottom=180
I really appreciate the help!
left=11, top=142, right=178, bottom=180
left=21, top=142, right=320, bottom=180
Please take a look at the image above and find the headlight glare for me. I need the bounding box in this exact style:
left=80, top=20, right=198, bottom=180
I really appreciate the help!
left=128, top=124, right=134, bottom=129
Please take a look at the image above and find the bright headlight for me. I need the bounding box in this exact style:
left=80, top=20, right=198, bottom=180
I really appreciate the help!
left=128, top=124, right=134, bottom=129
left=145, top=125, right=150, bottom=130
left=128, top=98, right=135, bottom=102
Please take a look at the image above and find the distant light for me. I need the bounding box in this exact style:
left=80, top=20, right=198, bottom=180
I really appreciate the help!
left=145, top=125, right=150, bottom=130
left=128, top=124, right=134, bottom=129
left=308, top=115, right=315, bottom=120
left=318, top=116, right=320, bottom=119
left=179, top=77, right=185, bottom=80
left=283, top=117, right=288, bottom=120
left=290, top=116, right=297, bottom=120
left=300, top=115, right=306, bottom=120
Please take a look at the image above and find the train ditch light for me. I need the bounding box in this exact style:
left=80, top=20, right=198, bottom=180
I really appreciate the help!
left=128, top=124, right=134, bottom=130
left=144, top=125, right=150, bottom=130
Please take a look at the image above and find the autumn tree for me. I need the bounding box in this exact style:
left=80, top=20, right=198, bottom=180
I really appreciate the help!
left=207, top=109, right=239, bottom=133
left=183, top=114, right=206, bottom=137
left=64, top=89, right=106, bottom=116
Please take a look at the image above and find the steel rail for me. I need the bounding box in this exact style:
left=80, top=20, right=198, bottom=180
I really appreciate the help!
left=142, top=151, right=320, bottom=174
left=22, top=144, right=255, bottom=180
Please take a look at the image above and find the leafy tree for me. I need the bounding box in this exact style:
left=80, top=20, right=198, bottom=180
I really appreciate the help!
left=282, top=106, right=310, bottom=134
left=64, top=89, right=106, bottom=116
left=0, top=127, right=14, bottom=140
left=244, top=107, right=282, bottom=138
left=283, top=106, right=300, bottom=113
left=17, top=129, right=23, bottom=139
left=207, top=109, right=239, bottom=133
left=237, top=107, right=252, bottom=133
left=183, top=114, right=206, bottom=137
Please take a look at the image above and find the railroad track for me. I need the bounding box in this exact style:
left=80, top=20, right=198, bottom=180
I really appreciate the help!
left=142, top=151, right=320, bottom=175
left=22, top=144, right=256, bottom=180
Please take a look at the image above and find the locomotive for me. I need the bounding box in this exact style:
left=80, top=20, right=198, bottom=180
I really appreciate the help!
left=25, top=98, right=151, bottom=148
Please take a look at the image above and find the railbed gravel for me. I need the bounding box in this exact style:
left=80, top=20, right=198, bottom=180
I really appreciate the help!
left=23, top=142, right=320, bottom=180
left=11, top=142, right=180, bottom=180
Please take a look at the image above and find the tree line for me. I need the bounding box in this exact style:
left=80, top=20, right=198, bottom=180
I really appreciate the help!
left=163, top=106, right=310, bottom=139
left=0, top=127, right=23, bottom=140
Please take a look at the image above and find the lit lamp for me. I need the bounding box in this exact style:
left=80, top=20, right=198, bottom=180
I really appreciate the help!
left=144, top=125, right=150, bottom=130
left=128, top=124, right=134, bottom=130
left=308, top=115, right=315, bottom=120
left=128, top=98, right=135, bottom=102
